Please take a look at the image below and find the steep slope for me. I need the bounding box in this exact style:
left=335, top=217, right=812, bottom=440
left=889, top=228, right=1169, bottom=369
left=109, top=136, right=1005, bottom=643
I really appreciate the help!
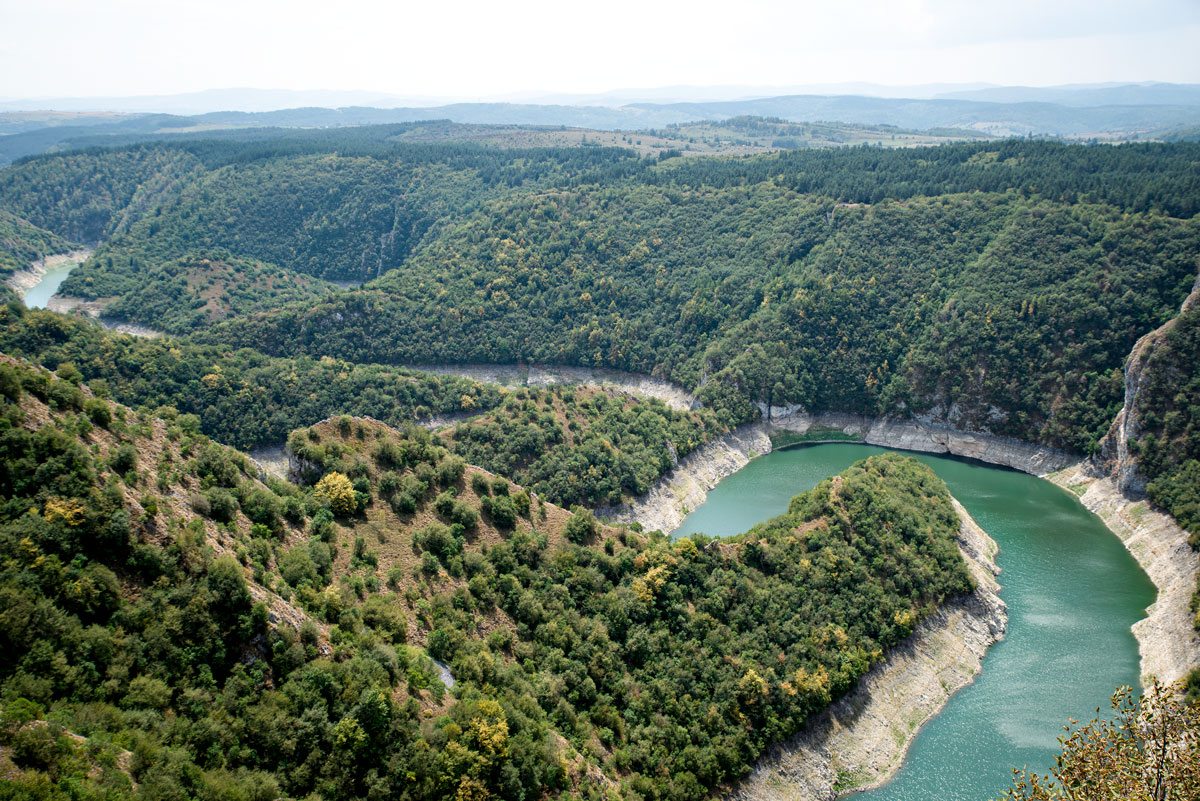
left=0, top=361, right=977, bottom=800
left=212, top=186, right=1200, bottom=454
left=0, top=210, right=77, bottom=282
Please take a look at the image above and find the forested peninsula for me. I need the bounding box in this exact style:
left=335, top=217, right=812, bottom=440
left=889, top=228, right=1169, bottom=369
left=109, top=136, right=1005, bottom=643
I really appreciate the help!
left=1, top=126, right=1198, bottom=799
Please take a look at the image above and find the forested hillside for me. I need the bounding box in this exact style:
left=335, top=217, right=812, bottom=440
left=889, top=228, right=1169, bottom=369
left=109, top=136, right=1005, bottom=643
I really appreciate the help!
left=439, top=384, right=721, bottom=508
left=1134, top=302, right=1200, bottom=537
left=214, top=183, right=1199, bottom=453
left=0, top=360, right=972, bottom=801
left=0, top=306, right=725, bottom=511
left=0, top=211, right=75, bottom=280
left=1, top=132, right=1199, bottom=531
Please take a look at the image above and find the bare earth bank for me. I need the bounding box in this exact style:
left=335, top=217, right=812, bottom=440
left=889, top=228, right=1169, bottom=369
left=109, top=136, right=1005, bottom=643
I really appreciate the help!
left=4, top=248, right=93, bottom=297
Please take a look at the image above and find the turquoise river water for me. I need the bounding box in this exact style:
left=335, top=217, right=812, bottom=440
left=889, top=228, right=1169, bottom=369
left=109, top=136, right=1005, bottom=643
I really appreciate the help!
left=671, top=443, right=1154, bottom=800
left=22, top=262, right=76, bottom=308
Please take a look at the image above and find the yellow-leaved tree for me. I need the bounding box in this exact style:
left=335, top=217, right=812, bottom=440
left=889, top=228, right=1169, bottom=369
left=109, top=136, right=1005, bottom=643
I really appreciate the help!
left=314, top=471, right=358, bottom=516
left=1001, top=681, right=1200, bottom=800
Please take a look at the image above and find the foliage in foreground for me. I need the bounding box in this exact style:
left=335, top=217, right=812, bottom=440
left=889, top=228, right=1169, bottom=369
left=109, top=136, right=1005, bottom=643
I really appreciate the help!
left=1000, top=681, right=1200, bottom=801
left=0, top=361, right=973, bottom=800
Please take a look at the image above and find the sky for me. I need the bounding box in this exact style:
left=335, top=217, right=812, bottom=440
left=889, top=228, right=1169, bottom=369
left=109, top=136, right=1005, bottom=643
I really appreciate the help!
left=2, top=0, right=1199, bottom=100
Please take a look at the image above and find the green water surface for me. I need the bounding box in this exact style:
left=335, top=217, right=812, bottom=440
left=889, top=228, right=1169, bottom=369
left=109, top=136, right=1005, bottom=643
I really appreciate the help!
left=671, top=443, right=1154, bottom=800
left=23, top=262, right=76, bottom=309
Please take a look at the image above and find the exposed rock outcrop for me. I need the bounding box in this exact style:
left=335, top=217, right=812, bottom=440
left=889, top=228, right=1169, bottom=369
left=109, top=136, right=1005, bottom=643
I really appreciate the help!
left=1094, top=272, right=1200, bottom=496
left=600, top=411, right=1075, bottom=535
left=729, top=499, right=1006, bottom=800
left=1047, top=272, right=1200, bottom=685
left=598, top=422, right=773, bottom=532
left=399, top=362, right=697, bottom=411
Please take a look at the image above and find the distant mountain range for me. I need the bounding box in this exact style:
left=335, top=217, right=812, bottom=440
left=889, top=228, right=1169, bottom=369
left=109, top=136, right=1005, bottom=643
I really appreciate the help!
left=2, top=82, right=1199, bottom=165
left=5, top=82, right=1199, bottom=114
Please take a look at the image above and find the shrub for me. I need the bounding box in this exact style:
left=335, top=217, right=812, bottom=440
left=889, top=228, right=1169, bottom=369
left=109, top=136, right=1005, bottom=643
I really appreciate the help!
left=0, top=365, right=21, bottom=402
left=84, top=398, right=111, bottom=428
left=482, top=494, right=517, bottom=529
left=565, top=506, right=598, bottom=544
left=434, top=489, right=457, bottom=517
left=436, top=455, right=466, bottom=487
left=110, top=443, right=138, bottom=476
left=315, top=471, right=358, bottom=516
left=205, top=487, right=238, bottom=522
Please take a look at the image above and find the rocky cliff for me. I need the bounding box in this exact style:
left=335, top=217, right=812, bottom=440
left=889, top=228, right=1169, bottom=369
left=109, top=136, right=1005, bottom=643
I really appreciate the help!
left=600, top=411, right=1076, bottom=536
left=1094, top=272, right=1200, bottom=496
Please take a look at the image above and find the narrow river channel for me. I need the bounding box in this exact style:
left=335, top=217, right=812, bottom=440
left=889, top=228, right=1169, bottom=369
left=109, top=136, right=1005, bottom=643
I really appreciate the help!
left=22, top=261, right=77, bottom=308
left=672, top=443, right=1154, bottom=800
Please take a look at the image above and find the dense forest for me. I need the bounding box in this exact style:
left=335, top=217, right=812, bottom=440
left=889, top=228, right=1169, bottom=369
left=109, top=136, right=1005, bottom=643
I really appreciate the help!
left=1, top=128, right=1199, bottom=799
left=211, top=187, right=1197, bottom=454
left=440, top=385, right=720, bottom=508
left=0, top=211, right=75, bottom=280
left=0, top=306, right=725, bottom=512
left=1, top=132, right=1197, bottom=517
left=0, top=305, right=503, bottom=450
left=0, top=361, right=972, bottom=800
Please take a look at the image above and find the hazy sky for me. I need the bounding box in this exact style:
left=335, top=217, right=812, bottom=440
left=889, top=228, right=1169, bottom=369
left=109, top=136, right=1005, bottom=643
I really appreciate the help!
left=3, top=0, right=1199, bottom=99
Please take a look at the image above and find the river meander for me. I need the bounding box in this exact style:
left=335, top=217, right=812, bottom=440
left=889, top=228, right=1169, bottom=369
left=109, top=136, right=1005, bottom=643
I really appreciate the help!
left=22, top=261, right=77, bottom=308
left=671, top=443, right=1154, bottom=800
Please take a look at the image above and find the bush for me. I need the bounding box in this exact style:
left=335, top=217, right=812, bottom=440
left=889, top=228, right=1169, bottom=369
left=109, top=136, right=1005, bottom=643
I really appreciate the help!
left=110, top=443, right=138, bottom=476
left=280, top=547, right=319, bottom=589
left=310, top=508, right=335, bottom=541
left=565, top=506, right=598, bottom=544
left=471, top=473, right=492, bottom=496
left=379, top=471, right=401, bottom=498
left=0, top=365, right=21, bottom=403
left=204, top=487, right=238, bottom=522
left=436, top=455, right=466, bottom=487
left=315, top=471, right=358, bottom=516
left=189, top=491, right=213, bottom=515
left=482, top=494, right=517, bottom=529
left=450, top=500, right=479, bottom=531
left=434, top=489, right=456, bottom=517
left=84, top=398, right=111, bottom=428
left=390, top=491, right=417, bottom=515
left=1003, top=681, right=1200, bottom=799
left=413, top=522, right=461, bottom=561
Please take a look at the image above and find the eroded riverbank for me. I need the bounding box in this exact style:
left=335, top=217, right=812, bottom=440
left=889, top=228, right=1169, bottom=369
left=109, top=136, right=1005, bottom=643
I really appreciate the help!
left=6, top=248, right=93, bottom=304
left=599, top=411, right=1076, bottom=535
left=1047, top=463, right=1200, bottom=685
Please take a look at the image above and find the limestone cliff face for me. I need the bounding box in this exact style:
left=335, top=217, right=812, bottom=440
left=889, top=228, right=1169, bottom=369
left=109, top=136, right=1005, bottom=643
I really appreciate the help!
left=601, top=411, right=1077, bottom=536
left=596, top=422, right=773, bottom=533
left=773, top=411, right=1075, bottom=476
left=1094, top=272, right=1200, bottom=496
